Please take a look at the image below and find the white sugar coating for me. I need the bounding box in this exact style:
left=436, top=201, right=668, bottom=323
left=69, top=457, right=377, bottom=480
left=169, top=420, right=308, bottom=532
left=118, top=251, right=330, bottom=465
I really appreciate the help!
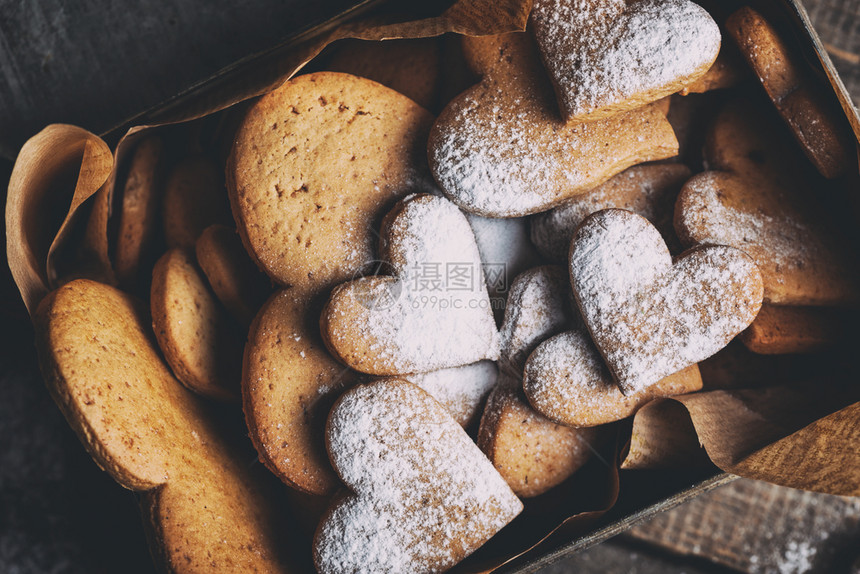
left=523, top=330, right=702, bottom=426
left=316, top=380, right=523, bottom=574
left=498, top=266, right=577, bottom=374
left=428, top=33, right=678, bottom=218
left=530, top=164, right=690, bottom=261
left=677, top=173, right=812, bottom=265
left=326, top=194, right=500, bottom=374
left=570, top=209, right=762, bottom=394
left=530, top=0, right=720, bottom=120
left=404, top=361, right=499, bottom=427
left=467, top=214, right=540, bottom=295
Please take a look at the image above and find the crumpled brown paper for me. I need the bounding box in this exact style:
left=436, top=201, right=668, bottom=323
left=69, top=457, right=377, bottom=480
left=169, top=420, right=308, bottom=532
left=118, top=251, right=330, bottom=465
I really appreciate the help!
left=4, top=0, right=860, bottom=570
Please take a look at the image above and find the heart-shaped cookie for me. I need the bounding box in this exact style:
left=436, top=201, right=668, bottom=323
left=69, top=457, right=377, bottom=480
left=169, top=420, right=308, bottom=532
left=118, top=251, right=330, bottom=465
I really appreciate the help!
left=399, top=360, right=498, bottom=428
left=674, top=99, right=860, bottom=306
left=314, top=380, right=522, bottom=573
left=479, top=266, right=600, bottom=497
left=227, top=72, right=435, bottom=291
left=530, top=0, right=721, bottom=123
left=321, top=194, right=500, bottom=375
left=523, top=330, right=702, bottom=427
left=570, top=209, right=762, bottom=394
left=428, top=33, right=678, bottom=217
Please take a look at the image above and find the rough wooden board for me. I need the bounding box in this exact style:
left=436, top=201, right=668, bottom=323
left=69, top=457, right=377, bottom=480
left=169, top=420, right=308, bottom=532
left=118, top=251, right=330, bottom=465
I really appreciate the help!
left=804, top=0, right=860, bottom=107
left=625, top=478, right=860, bottom=574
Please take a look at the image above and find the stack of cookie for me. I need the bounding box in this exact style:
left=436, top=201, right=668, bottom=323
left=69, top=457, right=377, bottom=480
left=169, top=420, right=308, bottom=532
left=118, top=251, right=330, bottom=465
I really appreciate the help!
left=32, top=0, right=858, bottom=572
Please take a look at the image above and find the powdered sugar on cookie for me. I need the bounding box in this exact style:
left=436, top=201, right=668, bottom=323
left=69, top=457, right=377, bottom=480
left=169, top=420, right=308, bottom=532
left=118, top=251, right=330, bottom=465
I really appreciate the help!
left=315, top=380, right=522, bottom=574
left=322, top=194, right=500, bottom=375
left=570, top=209, right=762, bottom=394
left=531, top=0, right=720, bottom=122
left=402, top=361, right=498, bottom=427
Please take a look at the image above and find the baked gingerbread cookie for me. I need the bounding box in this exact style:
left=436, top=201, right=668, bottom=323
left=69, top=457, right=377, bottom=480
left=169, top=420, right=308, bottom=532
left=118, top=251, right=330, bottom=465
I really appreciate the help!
left=196, top=224, right=272, bottom=328
left=327, top=38, right=442, bottom=110
left=321, top=194, right=500, bottom=375
left=523, top=330, right=703, bottom=427
left=227, top=72, right=435, bottom=291
left=399, top=361, right=498, bottom=428
left=679, top=44, right=745, bottom=94
left=530, top=163, right=691, bottom=261
left=726, top=7, right=854, bottom=178
left=314, top=379, right=522, bottom=573
left=570, top=209, right=762, bottom=394
left=244, top=289, right=358, bottom=495
left=151, top=248, right=242, bottom=401
left=428, top=33, right=678, bottom=217
left=163, top=154, right=233, bottom=248
left=114, top=136, right=164, bottom=286
left=674, top=98, right=860, bottom=306
left=478, top=266, right=599, bottom=497
left=530, top=0, right=721, bottom=123
left=739, top=304, right=847, bottom=355
left=34, top=280, right=296, bottom=573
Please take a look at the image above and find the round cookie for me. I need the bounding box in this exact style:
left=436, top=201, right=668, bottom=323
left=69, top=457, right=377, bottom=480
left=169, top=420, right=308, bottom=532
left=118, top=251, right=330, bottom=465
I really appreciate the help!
left=530, top=0, right=721, bottom=123
left=530, top=163, right=691, bottom=261
left=163, top=154, right=233, bottom=249
left=738, top=304, right=848, bottom=355
left=428, top=32, right=678, bottom=218
left=244, top=288, right=358, bottom=495
left=151, top=248, right=242, bottom=401
left=327, top=38, right=442, bottom=110
left=34, top=280, right=296, bottom=573
left=227, top=72, right=435, bottom=291
left=114, top=136, right=164, bottom=286
left=313, top=380, right=522, bottom=574
left=196, top=224, right=272, bottom=328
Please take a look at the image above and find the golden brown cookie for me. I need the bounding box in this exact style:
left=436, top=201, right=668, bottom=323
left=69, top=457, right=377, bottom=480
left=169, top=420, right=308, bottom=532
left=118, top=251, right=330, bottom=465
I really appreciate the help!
left=428, top=33, right=678, bottom=217
left=321, top=194, right=500, bottom=375
left=726, top=7, right=855, bottom=178
left=151, top=248, right=242, bottom=401
left=327, top=38, right=442, bottom=110
left=478, top=374, right=599, bottom=498
left=478, top=266, right=599, bottom=497
left=244, top=289, right=357, bottom=496
left=114, top=136, right=164, bottom=286
left=674, top=98, right=860, bottom=306
left=313, top=379, right=522, bottom=573
left=664, top=92, right=721, bottom=169
left=530, top=0, right=720, bottom=123
left=163, top=154, right=233, bottom=248
left=524, top=330, right=703, bottom=427
left=739, top=304, right=847, bottom=355
left=227, top=72, right=435, bottom=291
left=196, top=224, right=272, bottom=328
left=570, top=209, right=762, bottom=394
left=530, top=163, right=691, bottom=261
left=34, top=279, right=296, bottom=573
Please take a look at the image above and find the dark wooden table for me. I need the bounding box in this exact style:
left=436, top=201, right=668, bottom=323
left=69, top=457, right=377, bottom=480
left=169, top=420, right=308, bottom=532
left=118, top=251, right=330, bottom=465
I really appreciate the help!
left=1, top=1, right=858, bottom=572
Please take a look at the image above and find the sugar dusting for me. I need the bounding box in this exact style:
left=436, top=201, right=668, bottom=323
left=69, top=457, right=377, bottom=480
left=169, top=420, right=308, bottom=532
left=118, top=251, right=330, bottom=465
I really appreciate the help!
left=404, top=361, right=498, bottom=427
left=327, top=194, right=500, bottom=374
left=530, top=0, right=720, bottom=120
left=570, top=209, right=762, bottom=393
left=316, top=381, right=522, bottom=574
left=498, top=266, right=577, bottom=374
